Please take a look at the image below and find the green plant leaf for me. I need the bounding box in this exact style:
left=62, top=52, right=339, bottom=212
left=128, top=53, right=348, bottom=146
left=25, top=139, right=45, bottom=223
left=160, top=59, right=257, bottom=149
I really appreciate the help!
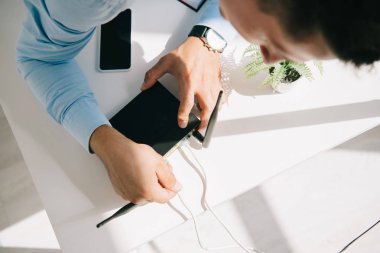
left=245, top=63, right=268, bottom=78
left=244, top=44, right=324, bottom=90
left=271, top=63, right=287, bottom=88
left=261, top=74, right=274, bottom=87
left=289, top=62, right=313, bottom=81
left=244, top=44, right=260, bottom=55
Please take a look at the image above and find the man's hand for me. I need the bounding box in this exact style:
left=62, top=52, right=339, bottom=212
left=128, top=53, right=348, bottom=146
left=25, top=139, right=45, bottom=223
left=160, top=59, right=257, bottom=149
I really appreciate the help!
left=142, top=37, right=223, bottom=130
left=90, top=125, right=182, bottom=204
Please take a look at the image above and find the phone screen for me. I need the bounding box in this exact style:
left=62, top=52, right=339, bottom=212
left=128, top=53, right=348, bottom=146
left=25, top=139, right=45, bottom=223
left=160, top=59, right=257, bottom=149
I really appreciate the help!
left=99, top=9, right=131, bottom=71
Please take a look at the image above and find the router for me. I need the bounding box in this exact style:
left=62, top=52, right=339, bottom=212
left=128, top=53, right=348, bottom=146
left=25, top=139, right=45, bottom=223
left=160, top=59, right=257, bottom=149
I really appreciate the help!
left=97, top=81, right=223, bottom=228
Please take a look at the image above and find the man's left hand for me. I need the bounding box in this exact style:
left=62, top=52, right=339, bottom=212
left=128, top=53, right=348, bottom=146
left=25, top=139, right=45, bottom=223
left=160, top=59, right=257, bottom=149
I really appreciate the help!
left=142, top=36, right=223, bottom=130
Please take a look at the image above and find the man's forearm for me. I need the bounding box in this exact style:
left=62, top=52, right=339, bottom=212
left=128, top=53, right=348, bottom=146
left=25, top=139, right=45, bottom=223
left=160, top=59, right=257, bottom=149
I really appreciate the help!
left=16, top=0, right=129, bottom=152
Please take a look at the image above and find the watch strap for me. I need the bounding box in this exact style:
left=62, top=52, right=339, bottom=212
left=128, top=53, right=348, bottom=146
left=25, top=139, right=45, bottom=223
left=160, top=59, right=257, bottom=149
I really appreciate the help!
left=188, top=25, right=210, bottom=38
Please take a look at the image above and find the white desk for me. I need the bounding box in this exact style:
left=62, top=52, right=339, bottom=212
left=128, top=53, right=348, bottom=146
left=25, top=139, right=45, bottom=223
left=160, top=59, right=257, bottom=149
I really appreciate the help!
left=1, top=0, right=380, bottom=252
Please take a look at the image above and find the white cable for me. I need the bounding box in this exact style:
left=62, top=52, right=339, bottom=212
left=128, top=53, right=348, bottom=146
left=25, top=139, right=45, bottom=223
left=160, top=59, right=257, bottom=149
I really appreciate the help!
left=176, top=142, right=264, bottom=253
left=182, top=144, right=251, bottom=252
left=177, top=193, right=251, bottom=252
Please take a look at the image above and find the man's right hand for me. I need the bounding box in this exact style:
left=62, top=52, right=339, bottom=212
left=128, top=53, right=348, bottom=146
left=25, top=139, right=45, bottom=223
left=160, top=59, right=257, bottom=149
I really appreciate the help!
left=90, top=125, right=182, bottom=204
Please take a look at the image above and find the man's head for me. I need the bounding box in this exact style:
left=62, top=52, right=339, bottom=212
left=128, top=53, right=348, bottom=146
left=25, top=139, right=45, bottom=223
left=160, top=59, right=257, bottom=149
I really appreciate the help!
left=220, top=0, right=380, bottom=66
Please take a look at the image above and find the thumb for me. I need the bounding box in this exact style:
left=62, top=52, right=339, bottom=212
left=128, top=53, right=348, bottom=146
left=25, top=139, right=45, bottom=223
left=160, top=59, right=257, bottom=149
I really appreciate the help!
left=153, top=165, right=181, bottom=203
left=156, top=163, right=182, bottom=192
left=152, top=187, right=177, bottom=204
left=141, top=56, right=171, bottom=90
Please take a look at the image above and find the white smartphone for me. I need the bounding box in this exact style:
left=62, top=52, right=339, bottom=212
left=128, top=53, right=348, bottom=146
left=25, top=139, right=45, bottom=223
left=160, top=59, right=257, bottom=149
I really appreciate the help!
left=97, top=9, right=131, bottom=72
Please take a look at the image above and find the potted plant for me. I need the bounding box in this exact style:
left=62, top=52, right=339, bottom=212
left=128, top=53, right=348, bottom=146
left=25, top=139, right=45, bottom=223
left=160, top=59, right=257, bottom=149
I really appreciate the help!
left=244, top=44, right=323, bottom=93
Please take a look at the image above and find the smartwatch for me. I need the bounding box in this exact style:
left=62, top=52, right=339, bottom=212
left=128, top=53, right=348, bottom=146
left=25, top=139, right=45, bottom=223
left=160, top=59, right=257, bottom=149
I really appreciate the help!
left=188, top=25, right=227, bottom=53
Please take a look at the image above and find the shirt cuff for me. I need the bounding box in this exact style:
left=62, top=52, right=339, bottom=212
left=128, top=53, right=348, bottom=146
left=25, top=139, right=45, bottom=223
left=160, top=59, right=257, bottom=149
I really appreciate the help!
left=197, top=0, right=238, bottom=43
left=61, top=97, right=110, bottom=153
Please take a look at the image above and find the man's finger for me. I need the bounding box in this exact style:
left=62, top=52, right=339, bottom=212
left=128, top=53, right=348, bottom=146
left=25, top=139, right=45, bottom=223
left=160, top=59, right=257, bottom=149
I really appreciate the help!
left=141, top=56, right=171, bottom=90
left=178, top=85, right=195, bottom=128
left=152, top=187, right=177, bottom=204
left=196, top=91, right=214, bottom=130
left=152, top=165, right=180, bottom=203
left=156, top=164, right=181, bottom=192
left=199, top=107, right=212, bottom=130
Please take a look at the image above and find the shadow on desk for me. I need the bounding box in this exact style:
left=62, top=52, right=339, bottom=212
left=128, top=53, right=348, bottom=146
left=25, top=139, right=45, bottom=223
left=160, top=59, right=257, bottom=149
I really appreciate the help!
left=0, top=247, right=61, bottom=253
left=215, top=100, right=380, bottom=137
left=233, top=187, right=293, bottom=253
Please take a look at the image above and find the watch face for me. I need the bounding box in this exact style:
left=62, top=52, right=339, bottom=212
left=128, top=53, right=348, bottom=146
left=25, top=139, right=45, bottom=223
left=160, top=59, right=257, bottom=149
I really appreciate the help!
left=205, top=29, right=227, bottom=51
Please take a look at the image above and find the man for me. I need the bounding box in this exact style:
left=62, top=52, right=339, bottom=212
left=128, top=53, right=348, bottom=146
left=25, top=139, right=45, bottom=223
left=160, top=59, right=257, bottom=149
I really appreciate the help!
left=16, top=0, right=380, bottom=204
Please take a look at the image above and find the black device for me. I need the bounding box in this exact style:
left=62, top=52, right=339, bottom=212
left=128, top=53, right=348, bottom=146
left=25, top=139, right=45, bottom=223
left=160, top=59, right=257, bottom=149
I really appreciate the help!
left=98, top=9, right=131, bottom=72
left=110, top=82, right=201, bottom=157
left=96, top=82, right=223, bottom=228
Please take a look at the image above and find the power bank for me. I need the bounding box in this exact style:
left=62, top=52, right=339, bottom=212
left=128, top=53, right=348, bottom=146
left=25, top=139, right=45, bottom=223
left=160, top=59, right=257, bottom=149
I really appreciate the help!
left=110, top=81, right=201, bottom=156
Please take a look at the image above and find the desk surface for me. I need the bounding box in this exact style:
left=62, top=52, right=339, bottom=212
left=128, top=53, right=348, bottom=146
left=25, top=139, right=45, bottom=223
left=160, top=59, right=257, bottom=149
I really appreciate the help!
left=1, top=1, right=380, bottom=252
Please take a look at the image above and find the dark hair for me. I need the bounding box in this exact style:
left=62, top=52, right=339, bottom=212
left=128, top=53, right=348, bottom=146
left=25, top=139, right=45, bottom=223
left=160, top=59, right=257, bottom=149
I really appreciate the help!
left=257, top=0, right=380, bottom=66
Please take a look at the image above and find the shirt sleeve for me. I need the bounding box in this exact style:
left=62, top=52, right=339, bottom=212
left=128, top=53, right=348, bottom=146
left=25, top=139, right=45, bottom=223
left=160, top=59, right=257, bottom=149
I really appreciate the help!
left=197, top=0, right=238, bottom=43
left=16, top=0, right=128, bottom=152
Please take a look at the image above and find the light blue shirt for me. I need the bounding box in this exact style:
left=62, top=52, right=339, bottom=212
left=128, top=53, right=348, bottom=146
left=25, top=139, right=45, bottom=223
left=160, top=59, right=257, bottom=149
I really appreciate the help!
left=16, top=0, right=236, bottom=152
